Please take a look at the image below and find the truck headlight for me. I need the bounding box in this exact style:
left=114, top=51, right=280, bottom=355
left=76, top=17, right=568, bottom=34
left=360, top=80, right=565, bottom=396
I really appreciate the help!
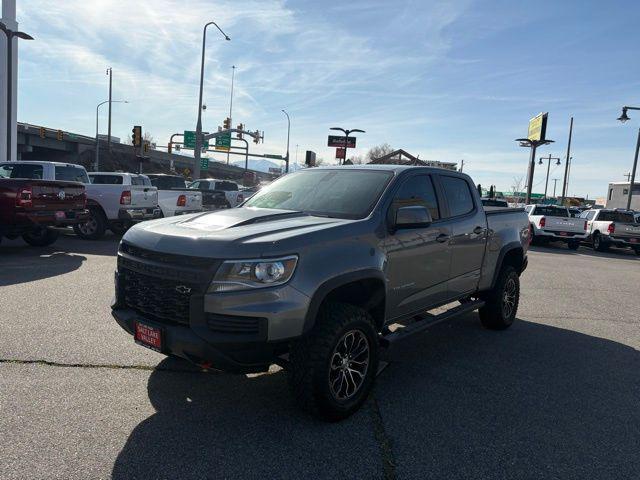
left=208, top=255, right=298, bottom=292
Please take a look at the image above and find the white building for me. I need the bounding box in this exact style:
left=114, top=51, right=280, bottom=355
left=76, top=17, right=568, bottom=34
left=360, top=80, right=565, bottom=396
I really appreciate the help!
left=605, top=182, right=640, bottom=210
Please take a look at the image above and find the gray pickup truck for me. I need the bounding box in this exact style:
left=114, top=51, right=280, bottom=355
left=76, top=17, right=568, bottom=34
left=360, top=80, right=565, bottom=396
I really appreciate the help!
left=112, top=166, right=529, bottom=420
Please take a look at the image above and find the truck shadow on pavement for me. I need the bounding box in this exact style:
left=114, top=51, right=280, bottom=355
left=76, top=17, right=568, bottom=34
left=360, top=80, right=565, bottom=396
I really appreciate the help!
left=0, top=249, right=87, bottom=287
left=112, top=316, right=639, bottom=480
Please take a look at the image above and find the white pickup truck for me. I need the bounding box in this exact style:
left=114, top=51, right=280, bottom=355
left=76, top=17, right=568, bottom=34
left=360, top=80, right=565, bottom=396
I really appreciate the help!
left=526, top=204, right=588, bottom=250
left=580, top=208, right=640, bottom=254
left=86, top=172, right=161, bottom=236
left=0, top=161, right=161, bottom=239
left=146, top=174, right=202, bottom=217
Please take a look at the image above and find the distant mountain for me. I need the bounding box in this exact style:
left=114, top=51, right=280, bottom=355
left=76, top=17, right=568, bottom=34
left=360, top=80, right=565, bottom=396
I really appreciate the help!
left=231, top=158, right=304, bottom=173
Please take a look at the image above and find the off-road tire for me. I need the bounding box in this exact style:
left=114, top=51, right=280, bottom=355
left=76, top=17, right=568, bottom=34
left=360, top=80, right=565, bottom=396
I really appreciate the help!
left=288, top=302, right=379, bottom=421
left=568, top=240, right=580, bottom=250
left=22, top=227, right=59, bottom=247
left=73, top=207, right=107, bottom=240
left=593, top=232, right=608, bottom=252
left=479, top=265, right=519, bottom=330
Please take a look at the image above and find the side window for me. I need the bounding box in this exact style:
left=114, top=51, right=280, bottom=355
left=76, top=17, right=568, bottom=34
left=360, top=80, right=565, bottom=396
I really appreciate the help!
left=190, top=181, right=200, bottom=189
left=440, top=176, right=475, bottom=217
left=587, top=211, right=596, bottom=220
left=525, top=206, right=533, bottom=214
left=392, top=175, right=440, bottom=221
left=608, top=188, right=613, bottom=200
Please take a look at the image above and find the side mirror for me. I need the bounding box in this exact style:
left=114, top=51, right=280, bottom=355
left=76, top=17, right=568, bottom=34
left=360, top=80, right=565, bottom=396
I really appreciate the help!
left=394, top=205, right=432, bottom=230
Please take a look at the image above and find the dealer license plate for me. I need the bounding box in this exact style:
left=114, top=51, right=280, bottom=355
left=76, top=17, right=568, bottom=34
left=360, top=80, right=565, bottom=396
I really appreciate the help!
left=134, top=322, right=163, bottom=352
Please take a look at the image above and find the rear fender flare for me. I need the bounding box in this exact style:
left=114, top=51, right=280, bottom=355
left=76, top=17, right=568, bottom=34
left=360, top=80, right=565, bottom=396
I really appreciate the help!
left=490, top=242, right=525, bottom=289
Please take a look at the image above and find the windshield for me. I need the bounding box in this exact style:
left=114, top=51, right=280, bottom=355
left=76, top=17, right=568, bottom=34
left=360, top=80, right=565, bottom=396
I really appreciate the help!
left=534, top=206, right=568, bottom=217
left=243, top=169, right=393, bottom=219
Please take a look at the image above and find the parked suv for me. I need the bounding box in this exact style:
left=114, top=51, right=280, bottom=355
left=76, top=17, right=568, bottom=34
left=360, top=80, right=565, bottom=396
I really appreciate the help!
left=112, top=166, right=529, bottom=420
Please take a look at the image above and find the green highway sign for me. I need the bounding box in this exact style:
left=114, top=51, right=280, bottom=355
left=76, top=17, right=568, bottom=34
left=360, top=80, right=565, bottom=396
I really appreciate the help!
left=215, top=132, right=231, bottom=151
left=183, top=130, right=209, bottom=149
left=264, top=154, right=284, bottom=160
left=200, top=157, right=209, bottom=170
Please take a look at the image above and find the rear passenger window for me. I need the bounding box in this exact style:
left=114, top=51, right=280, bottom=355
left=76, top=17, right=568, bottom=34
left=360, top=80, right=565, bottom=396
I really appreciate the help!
left=392, top=175, right=440, bottom=220
left=440, top=176, right=474, bottom=217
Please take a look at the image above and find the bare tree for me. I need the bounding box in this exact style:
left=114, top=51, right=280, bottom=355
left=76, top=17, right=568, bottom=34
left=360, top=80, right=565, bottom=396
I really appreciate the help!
left=511, top=176, right=525, bottom=203
left=349, top=154, right=364, bottom=164
left=314, top=157, right=325, bottom=166
left=366, top=143, right=394, bottom=162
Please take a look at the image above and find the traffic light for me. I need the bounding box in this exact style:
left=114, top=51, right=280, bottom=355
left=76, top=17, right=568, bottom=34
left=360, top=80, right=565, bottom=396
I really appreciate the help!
left=56, top=130, right=64, bottom=141
left=131, top=126, right=142, bottom=147
left=253, top=130, right=262, bottom=144
left=236, top=124, right=244, bottom=139
left=143, top=141, right=150, bottom=154
left=223, top=117, right=231, bottom=130
left=39, top=127, right=46, bottom=138
left=168, top=142, right=172, bottom=154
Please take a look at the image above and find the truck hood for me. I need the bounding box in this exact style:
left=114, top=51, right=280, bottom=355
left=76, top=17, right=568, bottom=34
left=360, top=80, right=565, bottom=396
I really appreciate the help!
left=123, top=207, right=351, bottom=258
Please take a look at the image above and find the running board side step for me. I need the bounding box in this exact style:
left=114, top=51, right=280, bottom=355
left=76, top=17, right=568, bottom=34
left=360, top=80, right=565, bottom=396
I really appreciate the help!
left=380, top=299, right=485, bottom=347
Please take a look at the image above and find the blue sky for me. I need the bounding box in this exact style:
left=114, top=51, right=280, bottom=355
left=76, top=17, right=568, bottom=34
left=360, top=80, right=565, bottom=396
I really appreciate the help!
left=13, top=0, right=640, bottom=197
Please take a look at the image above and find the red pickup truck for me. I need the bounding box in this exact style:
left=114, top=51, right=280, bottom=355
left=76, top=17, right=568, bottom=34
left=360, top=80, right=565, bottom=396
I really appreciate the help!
left=0, top=179, right=89, bottom=246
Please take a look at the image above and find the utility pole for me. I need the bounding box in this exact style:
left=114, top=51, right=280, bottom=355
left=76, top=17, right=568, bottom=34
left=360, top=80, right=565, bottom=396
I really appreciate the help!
left=460, top=159, right=464, bottom=172
left=106, top=67, right=113, bottom=148
left=295, top=144, right=299, bottom=164
left=624, top=172, right=631, bottom=181
left=226, top=65, right=235, bottom=165
left=552, top=178, right=559, bottom=197
left=561, top=116, right=573, bottom=205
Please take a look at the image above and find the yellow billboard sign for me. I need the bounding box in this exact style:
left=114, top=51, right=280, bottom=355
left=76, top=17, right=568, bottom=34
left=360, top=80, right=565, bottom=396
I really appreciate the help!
left=527, top=112, right=548, bottom=142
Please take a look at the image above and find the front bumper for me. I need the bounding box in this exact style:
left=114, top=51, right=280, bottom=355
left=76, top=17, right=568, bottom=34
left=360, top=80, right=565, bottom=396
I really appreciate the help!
left=118, top=207, right=162, bottom=222
left=111, top=267, right=310, bottom=373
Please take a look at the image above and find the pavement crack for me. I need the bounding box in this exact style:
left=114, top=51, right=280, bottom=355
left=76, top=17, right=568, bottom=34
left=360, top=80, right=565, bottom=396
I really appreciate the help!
left=0, top=358, right=200, bottom=373
left=369, top=393, right=397, bottom=480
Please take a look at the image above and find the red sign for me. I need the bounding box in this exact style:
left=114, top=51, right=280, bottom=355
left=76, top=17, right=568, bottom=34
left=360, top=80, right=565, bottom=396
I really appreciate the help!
left=335, top=147, right=346, bottom=159
left=328, top=135, right=356, bottom=148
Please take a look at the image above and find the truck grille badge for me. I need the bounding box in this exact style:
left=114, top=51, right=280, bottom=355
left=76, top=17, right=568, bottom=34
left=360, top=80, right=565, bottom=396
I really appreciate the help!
left=175, top=285, right=192, bottom=294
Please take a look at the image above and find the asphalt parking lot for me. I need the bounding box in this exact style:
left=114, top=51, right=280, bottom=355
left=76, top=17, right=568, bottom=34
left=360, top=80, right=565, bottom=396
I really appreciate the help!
left=1, top=232, right=639, bottom=479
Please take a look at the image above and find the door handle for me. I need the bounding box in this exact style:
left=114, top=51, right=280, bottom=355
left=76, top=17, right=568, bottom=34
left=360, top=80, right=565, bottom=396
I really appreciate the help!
left=473, top=226, right=485, bottom=234
left=436, top=234, right=450, bottom=243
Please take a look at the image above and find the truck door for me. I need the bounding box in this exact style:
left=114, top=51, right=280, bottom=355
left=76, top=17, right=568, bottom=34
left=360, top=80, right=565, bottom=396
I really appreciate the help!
left=436, top=174, right=487, bottom=298
left=381, top=174, right=452, bottom=319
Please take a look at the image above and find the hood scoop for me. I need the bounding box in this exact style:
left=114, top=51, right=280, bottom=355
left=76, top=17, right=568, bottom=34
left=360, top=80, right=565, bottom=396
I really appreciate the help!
left=179, top=208, right=307, bottom=231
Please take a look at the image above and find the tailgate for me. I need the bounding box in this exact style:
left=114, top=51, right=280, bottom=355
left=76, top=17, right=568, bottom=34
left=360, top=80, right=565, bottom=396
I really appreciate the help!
left=183, top=191, right=202, bottom=209
left=129, top=186, right=158, bottom=208
left=615, top=223, right=640, bottom=240
left=544, top=217, right=584, bottom=233
left=31, top=181, right=85, bottom=211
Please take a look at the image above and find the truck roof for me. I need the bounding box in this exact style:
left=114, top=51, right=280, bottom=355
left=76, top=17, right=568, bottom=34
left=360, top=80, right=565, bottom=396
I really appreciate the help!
left=0, top=160, right=84, bottom=168
left=313, top=165, right=460, bottom=174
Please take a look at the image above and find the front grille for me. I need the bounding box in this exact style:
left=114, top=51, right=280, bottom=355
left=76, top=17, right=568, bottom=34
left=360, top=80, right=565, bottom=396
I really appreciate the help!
left=121, top=268, right=198, bottom=325
left=207, top=313, right=267, bottom=340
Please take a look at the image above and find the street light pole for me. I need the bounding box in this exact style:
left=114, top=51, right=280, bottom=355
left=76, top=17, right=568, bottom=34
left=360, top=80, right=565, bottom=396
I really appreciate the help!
left=0, top=21, right=33, bottom=161
left=282, top=109, right=290, bottom=173
left=330, top=127, right=365, bottom=165
left=552, top=178, right=559, bottom=197
left=194, top=21, right=230, bottom=181
left=106, top=67, right=113, bottom=148
left=627, top=129, right=640, bottom=211
left=617, top=106, right=640, bottom=211
left=95, top=99, right=127, bottom=171
left=226, top=65, right=235, bottom=165
left=539, top=154, right=561, bottom=200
